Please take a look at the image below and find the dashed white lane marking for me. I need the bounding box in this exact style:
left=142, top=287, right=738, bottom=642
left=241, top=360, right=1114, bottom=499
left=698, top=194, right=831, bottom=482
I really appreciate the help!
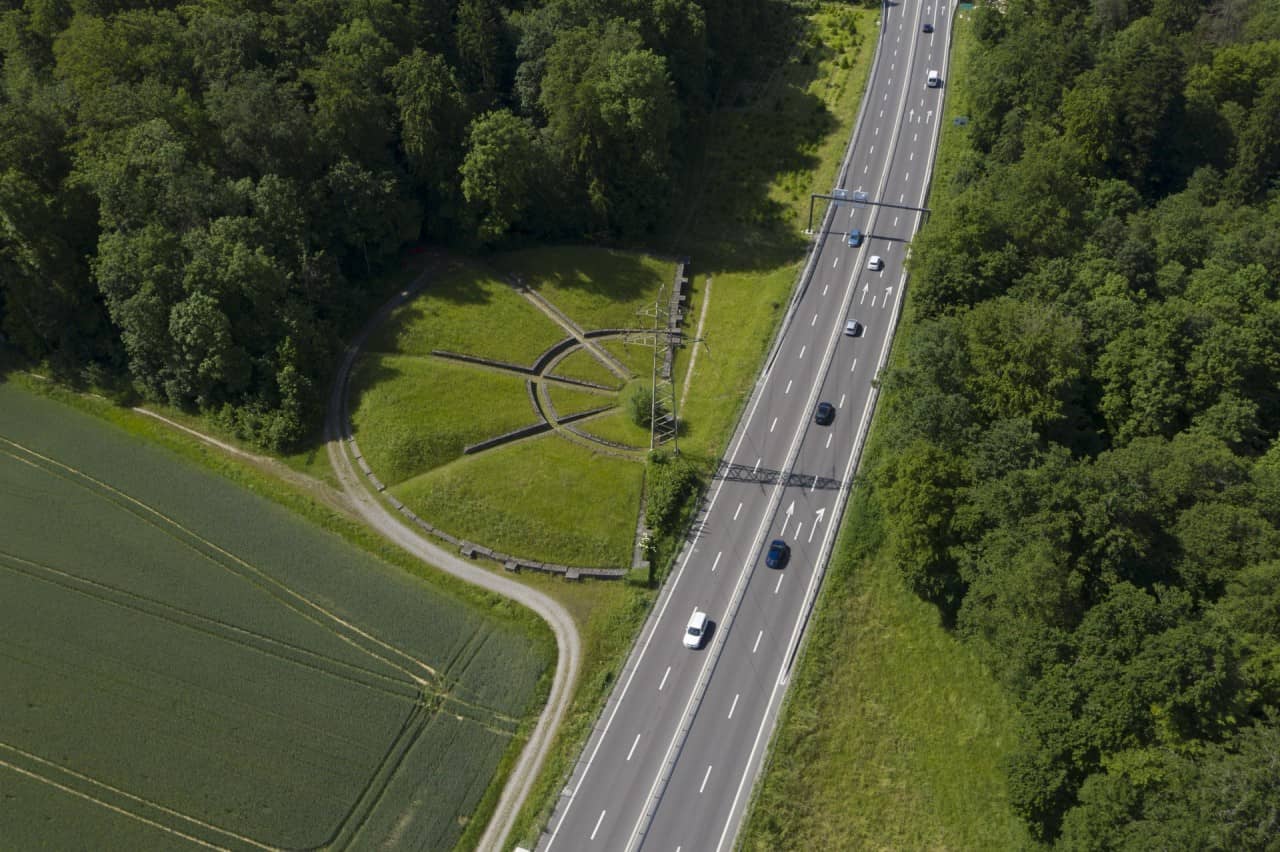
left=774, top=573, right=785, bottom=594
left=905, top=171, right=911, bottom=182
left=753, top=457, right=761, bottom=473
left=712, top=551, right=722, bottom=572
left=811, top=313, right=818, bottom=326
left=659, top=666, right=671, bottom=691
left=899, top=193, right=906, bottom=203
left=734, top=501, right=743, bottom=520
left=591, top=810, right=606, bottom=840
left=785, top=379, right=793, bottom=394
left=700, top=765, right=713, bottom=794
left=823, top=284, right=829, bottom=295
left=879, top=109, right=884, bottom=117
left=875, top=126, right=879, bottom=136
left=863, top=164, right=869, bottom=173
left=839, top=393, right=847, bottom=409
left=914, top=132, right=918, bottom=142
left=769, top=417, right=778, bottom=433
left=872, top=295, right=878, bottom=307
left=851, top=357, right=858, bottom=373
left=909, top=151, right=914, bottom=161
left=832, top=256, right=839, bottom=268
left=627, top=734, right=641, bottom=761
left=893, top=215, right=899, bottom=227
left=869, top=145, right=875, bottom=154
left=826, top=433, right=832, bottom=449
left=795, top=520, right=805, bottom=538
left=728, top=694, right=740, bottom=720
left=890, top=63, right=895, bottom=71
left=753, top=630, right=763, bottom=653
left=799, top=345, right=806, bottom=359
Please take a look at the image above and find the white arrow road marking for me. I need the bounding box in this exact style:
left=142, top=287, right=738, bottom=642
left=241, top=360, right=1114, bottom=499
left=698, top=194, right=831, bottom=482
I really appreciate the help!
left=809, top=507, right=826, bottom=543
left=860, top=283, right=869, bottom=304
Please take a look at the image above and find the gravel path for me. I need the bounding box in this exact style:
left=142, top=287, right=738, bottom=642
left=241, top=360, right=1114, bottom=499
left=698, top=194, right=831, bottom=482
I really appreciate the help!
left=324, top=273, right=582, bottom=852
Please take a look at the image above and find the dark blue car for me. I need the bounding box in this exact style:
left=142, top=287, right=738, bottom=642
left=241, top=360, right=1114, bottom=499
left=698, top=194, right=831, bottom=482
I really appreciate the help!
left=765, top=539, right=790, bottom=569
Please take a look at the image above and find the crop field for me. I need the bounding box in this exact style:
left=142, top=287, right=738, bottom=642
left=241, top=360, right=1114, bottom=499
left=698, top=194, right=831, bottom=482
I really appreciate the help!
left=0, top=383, right=548, bottom=851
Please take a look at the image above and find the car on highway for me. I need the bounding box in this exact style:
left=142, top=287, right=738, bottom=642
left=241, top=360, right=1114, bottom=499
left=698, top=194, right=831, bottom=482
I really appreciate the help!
left=927, top=69, right=942, bottom=88
left=815, top=401, right=835, bottom=425
left=765, top=539, right=791, bottom=569
left=923, top=22, right=934, bottom=32
left=867, top=254, right=884, bottom=271
left=684, top=609, right=709, bottom=649
left=846, top=229, right=863, bottom=247
left=844, top=318, right=862, bottom=336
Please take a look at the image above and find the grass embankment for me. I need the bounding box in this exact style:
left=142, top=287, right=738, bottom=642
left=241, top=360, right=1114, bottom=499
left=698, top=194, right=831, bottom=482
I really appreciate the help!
left=0, top=378, right=553, bottom=852
left=351, top=247, right=667, bottom=567
left=741, top=11, right=1030, bottom=849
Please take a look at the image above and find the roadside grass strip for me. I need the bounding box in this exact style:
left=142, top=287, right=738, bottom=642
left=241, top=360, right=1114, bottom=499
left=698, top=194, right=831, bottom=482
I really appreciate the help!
left=350, top=354, right=539, bottom=486
left=545, top=382, right=615, bottom=419
left=549, top=347, right=622, bottom=388
left=393, top=435, right=644, bottom=568
left=364, top=260, right=565, bottom=365
left=0, top=384, right=547, bottom=851
left=490, top=247, right=674, bottom=332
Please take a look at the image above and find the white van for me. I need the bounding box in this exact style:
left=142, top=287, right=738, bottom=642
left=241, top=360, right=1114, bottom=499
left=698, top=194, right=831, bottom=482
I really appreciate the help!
left=927, top=70, right=942, bottom=88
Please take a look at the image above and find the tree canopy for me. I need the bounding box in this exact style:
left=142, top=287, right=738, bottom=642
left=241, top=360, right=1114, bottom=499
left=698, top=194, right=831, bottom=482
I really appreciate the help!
left=876, top=0, right=1280, bottom=845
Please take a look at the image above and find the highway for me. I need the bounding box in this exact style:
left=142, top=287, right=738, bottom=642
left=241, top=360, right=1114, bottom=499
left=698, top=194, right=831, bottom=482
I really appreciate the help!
left=537, top=1, right=953, bottom=849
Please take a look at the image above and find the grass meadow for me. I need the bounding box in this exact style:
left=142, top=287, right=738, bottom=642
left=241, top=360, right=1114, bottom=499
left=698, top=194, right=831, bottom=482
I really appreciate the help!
left=544, top=382, right=614, bottom=418
left=350, top=354, right=539, bottom=485
left=0, top=382, right=549, bottom=851
left=548, top=347, right=622, bottom=387
left=393, top=435, right=645, bottom=567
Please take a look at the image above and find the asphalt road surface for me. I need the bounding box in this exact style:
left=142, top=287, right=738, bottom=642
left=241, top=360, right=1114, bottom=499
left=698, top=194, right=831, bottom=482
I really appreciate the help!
left=539, top=2, right=952, bottom=849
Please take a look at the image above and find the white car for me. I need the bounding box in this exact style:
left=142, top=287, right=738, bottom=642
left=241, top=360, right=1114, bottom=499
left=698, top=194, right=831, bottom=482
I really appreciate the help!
left=868, top=255, right=884, bottom=271
left=844, top=319, right=862, bottom=336
left=927, top=70, right=942, bottom=88
left=684, top=609, right=709, bottom=649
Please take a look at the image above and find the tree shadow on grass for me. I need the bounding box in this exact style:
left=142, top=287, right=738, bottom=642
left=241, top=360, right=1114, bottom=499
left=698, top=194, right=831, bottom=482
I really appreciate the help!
left=660, top=9, right=853, bottom=275
left=491, top=248, right=666, bottom=312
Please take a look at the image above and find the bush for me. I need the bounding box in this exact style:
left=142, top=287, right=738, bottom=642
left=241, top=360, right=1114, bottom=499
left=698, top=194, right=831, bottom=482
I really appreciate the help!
left=645, top=452, right=699, bottom=535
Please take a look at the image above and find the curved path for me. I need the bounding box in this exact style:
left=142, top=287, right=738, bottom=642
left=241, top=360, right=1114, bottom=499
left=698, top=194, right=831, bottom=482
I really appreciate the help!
left=324, top=274, right=582, bottom=852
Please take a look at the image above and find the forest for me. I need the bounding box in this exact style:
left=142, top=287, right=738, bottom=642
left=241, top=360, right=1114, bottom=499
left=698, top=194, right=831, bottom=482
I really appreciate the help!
left=0, top=0, right=779, bottom=446
left=876, top=0, right=1280, bottom=846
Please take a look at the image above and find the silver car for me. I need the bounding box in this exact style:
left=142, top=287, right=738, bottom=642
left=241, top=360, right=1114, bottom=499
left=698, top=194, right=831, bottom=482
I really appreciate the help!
left=844, top=319, right=862, bottom=336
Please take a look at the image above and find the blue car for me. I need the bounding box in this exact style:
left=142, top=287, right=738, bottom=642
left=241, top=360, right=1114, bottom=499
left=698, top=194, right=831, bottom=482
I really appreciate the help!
left=847, top=229, right=863, bottom=247
left=765, top=539, right=791, bottom=569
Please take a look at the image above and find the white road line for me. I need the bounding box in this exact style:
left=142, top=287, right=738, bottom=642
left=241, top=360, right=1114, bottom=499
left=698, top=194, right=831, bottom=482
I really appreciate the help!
left=872, top=296, right=878, bottom=307
left=822, top=284, right=829, bottom=295
left=825, top=433, right=832, bottom=449
left=728, top=694, right=740, bottom=720
left=869, top=145, right=875, bottom=154
left=712, top=551, right=722, bottom=572
left=909, top=151, right=914, bottom=161
left=879, top=109, right=884, bottom=117
left=863, top=164, right=868, bottom=173
left=794, top=522, right=804, bottom=540
left=591, top=810, right=606, bottom=840
left=753, top=457, right=761, bottom=473
left=832, top=256, right=838, bottom=268
left=700, top=766, right=713, bottom=794
left=785, top=379, right=793, bottom=394
left=851, top=357, right=857, bottom=372
left=810, top=313, right=817, bottom=326
left=659, top=666, right=671, bottom=691
left=769, top=417, right=777, bottom=433
left=798, top=345, right=806, bottom=359
left=733, top=502, right=743, bottom=520
left=905, top=171, right=910, bottom=181
left=874, top=126, right=879, bottom=136
left=753, top=631, right=763, bottom=653
left=913, top=132, right=918, bottom=142
left=774, top=574, right=784, bottom=594
left=899, top=193, right=905, bottom=203
left=839, top=393, right=846, bottom=409
left=627, top=734, right=641, bottom=762
left=893, top=216, right=899, bottom=227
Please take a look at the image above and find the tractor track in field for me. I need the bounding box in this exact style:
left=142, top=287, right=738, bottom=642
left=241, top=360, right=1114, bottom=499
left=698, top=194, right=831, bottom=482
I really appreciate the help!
left=325, top=267, right=583, bottom=852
